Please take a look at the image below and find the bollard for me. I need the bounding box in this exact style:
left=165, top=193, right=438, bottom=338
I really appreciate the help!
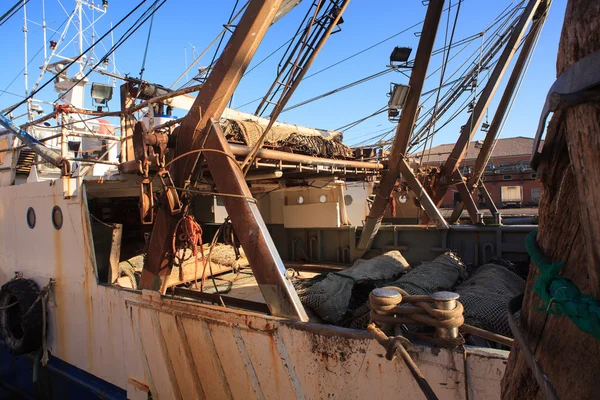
left=371, top=288, right=402, bottom=334
left=494, top=212, right=502, bottom=225
left=430, top=291, right=460, bottom=339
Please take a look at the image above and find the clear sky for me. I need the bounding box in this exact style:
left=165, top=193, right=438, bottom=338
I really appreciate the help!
left=0, top=0, right=566, bottom=150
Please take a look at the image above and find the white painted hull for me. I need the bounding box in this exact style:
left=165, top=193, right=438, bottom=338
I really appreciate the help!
left=0, top=178, right=507, bottom=399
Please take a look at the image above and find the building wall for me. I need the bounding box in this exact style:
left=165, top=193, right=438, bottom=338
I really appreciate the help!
left=438, top=156, right=542, bottom=208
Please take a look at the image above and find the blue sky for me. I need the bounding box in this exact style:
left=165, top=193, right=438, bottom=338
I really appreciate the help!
left=0, top=0, right=566, bottom=149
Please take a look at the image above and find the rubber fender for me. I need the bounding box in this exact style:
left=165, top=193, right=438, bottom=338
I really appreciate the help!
left=0, top=278, right=44, bottom=355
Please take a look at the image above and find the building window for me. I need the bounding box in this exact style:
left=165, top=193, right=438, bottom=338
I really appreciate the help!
left=503, top=175, right=512, bottom=180
left=531, top=173, right=537, bottom=179
left=531, top=188, right=541, bottom=203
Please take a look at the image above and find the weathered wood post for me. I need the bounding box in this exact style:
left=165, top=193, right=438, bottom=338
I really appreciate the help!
left=502, top=1, right=600, bottom=398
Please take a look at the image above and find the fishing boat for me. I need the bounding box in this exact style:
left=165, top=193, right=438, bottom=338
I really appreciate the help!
left=1, top=0, right=594, bottom=399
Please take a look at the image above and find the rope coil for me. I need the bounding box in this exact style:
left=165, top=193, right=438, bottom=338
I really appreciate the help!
left=369, top=286, right=465, bottom=330
left=526, top=228, right=600, bottom=340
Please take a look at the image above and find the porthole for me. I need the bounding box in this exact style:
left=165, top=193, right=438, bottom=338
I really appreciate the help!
left=51, top=206, right=63, bottom=230
left=26, top=207, right=36, bottom=229
left=344, top=195, right=353, bottom=205
left=319, top=195, right=327, bottom=203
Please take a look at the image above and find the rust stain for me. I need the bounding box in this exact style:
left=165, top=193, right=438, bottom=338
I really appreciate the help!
left=52, top=192, right=67, bottom=360
left=80, top=197, right=95, bottom=371
left=268, top=334, right=282, bottom=396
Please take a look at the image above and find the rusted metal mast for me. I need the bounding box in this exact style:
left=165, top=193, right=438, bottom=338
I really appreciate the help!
left=356, top=0, right=446, bottom=254
left=139, top=0, right=309, bottom=321
left=426, top=0, right=543, bottom=215
left=448, top=1, right=550, bottom=224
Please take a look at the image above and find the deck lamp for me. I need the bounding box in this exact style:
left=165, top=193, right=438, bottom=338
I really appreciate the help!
left=91, top=83, right=113, bottom=111
left=388, top=83, right=410, bottom=109
left=390, top=47, right=412, bottom=64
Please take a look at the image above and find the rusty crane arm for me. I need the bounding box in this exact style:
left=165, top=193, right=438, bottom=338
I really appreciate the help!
left=424, top=0, right=544, bottom=221
left=355, top=0, right=447, bottom=255
left=139, top=0, right=310, bottom=321
left=448, top=1, right=550, bottom=223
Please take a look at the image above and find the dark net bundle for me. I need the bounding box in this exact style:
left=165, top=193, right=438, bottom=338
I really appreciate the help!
left=455, top=259, right=525, bottom=337
left=348, top=252, right=468, bottom=329
left=294, top=251, right=410, bottom=324
left=221, top=119, right=353, bottom=159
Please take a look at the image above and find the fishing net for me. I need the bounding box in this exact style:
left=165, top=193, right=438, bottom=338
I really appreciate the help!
left=455, top=259, right=525, bottom=337
left=294, top=251, right=410, bottom=323
left=221, top=119, right=353, bottom=159
left=348, top=252, right=468, bottom=329
left=116, top=244, right=243, bottom=289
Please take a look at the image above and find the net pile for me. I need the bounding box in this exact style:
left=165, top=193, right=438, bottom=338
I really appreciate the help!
left=348, top=252, right=468, bottom=329
left=222, top=119, right=353, bottom=159
left=116, top=244, right=243, bottom=289
left=295, top=251, right=410, bottom=324
left=455, top=259, right=525, bottom=337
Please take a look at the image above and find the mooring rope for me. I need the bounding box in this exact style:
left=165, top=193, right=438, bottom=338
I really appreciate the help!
left=526, top=228, right=600, bottom=339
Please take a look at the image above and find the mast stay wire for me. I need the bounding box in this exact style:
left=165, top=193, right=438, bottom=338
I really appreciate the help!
left=336, top=22, right=509, bottom=143
left=4, top=0, right=153, bottom=114
left=174, top=0, right=247, bottom=90
left=422, top=0, right=461, bottom=166
left=0, top=13, right=71, bottom=103
left=405, top=4, right=523, bottom=150
left=238, top=30, right=482, bottom=112
left=0, top=0, right=29, bottom=28
left=350, top=1, right=523, bottom=150
left=50, top=0, right=167, bottom=105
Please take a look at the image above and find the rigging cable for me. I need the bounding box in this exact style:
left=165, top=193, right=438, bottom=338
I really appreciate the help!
left=4, top=0, right=152, bottom=114
left=422, top=0, right=461, bottom=166
left=303, top=0, right=467, bottom=81
left=0, top=0, right=29, bottom=28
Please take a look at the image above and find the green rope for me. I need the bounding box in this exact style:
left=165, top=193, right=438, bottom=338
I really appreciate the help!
left=526, top=228, right=600, bottom=339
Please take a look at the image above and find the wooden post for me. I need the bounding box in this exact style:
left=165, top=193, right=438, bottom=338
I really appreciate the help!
left=502, top=1, right=600, bottom=398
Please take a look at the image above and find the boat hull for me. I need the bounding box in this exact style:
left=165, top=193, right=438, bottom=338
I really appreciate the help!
left=0, top=179, right=508, bottom=399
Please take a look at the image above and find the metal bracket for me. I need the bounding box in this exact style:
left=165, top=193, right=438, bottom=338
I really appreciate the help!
left=139, top=177, right=154, bottom=225
left=531, top=49, right=600, bottom=170
left=157, top=169, right=182, bottom=215
left=398, top=158, right=449, bottom=230
left=454, top=171, right=483, bottom=225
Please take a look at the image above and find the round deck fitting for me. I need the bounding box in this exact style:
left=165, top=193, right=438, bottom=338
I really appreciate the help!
left=372, top=288, right=402, bottom=299
left=430, top=291, right=460, bottom=301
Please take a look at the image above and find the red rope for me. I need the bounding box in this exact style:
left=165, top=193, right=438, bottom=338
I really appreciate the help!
left=172, top=215, right=206, bottom=290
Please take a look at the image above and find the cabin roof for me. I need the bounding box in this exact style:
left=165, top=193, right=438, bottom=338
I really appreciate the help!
left=411, top=136, right=544, bottom=164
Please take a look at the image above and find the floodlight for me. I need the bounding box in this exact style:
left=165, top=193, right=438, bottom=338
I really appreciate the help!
left=388, top=83, right=410, bottom=109
left=390, top=47, right=412, bottom=63
left=91, top=83, right=113, bottom=107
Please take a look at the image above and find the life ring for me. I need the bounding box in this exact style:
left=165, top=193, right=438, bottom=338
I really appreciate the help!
left=0, top=278, right=44, bottom=355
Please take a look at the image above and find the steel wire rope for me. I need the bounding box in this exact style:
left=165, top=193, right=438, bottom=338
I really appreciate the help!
left=0, top=13, right=72, bottom=104
left=176, top=0, right=247, bottom=90
left=345, top=1, right=522, bottom=150
left=407, top=7, right=522, bottom=149
left=422, top=0, right=461, bottom=166
left=49, top=0, right=167, bottom=106
left=0, top=0, right=29, bottom=28
left=4, top=0, right=152, bottom=114
left=236, top=30, right=481, bottom=111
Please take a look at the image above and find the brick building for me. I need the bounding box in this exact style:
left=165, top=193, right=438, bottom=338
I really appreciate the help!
left=412, top=136, right=542, bottom=208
